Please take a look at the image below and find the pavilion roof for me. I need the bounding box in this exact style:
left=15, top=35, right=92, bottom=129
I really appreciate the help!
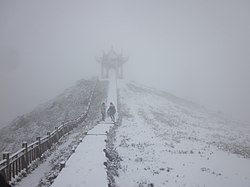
left=98, top=48, right=128, bottom=65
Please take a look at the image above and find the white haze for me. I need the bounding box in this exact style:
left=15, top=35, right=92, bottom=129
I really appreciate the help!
left=0, top=0, right=250, bottom=126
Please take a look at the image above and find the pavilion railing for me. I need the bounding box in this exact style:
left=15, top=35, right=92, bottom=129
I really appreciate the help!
left=0, top=80, right=97, bottom=183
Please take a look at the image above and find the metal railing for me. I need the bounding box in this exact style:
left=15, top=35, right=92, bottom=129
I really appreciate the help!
left=0, top=81, right=97, bottom=183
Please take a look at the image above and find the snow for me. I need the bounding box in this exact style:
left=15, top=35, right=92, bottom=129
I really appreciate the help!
left=0, top=79, right=98, bottom=157
left=50, top=71, right=117, bottom=187
left=15, top=160, right=51, bottom=187
left=113, top=80, right=250, bottom=187
left=50, top=123, right=113, bottom=187
left=15, top=125, right=90, bottom=187
left=12, top=79, right=108, bottom=187
left=11, top=75, right=250, bottom=187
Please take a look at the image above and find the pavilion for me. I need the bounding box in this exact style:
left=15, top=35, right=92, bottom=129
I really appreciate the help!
left=97, top=48, right=128, bottom=79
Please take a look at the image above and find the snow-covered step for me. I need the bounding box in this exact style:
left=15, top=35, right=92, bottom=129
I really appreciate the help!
left=50, top=123, right=113, bottom=187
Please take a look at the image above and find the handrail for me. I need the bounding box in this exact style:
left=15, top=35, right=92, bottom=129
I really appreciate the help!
left=0, top=80, right=98, bottom=184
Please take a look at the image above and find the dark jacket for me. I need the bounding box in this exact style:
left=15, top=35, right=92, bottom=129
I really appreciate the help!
left=108, top=105, right=116, bottom=115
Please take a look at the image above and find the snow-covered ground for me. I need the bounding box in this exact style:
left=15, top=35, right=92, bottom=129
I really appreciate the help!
left=15, top=114, right=99, bottom=187
left=15, top=130, right=81, bottom=187
left=6, top=76, right=250, bottom=187
left=50, top=123, right=113, bottom=187
left=112, top=80, right=250, bottom=187
left=48, top=71, right=117, bottom=187
left=0, top=79, right=108, bottom=186
left=0, top=79, right=108, bottom=156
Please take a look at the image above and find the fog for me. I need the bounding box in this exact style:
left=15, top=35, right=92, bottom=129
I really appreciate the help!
left=0, top=0, right=250, bottom=126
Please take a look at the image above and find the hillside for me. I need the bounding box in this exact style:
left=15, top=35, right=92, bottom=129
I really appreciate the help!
left=106, top=80, right=250, bottom=187
left=0, top=79, right=108, bottom=156
left=1, top=78, right=250, bottom=187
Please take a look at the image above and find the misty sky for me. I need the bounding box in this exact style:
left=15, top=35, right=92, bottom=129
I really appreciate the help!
left=0, top=0, right=250, bottom=126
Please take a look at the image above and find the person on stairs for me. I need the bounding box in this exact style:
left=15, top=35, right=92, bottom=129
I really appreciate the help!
left=107, top=102, right=116, bottom=122
left=101, top=102, right=106, bottom=121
